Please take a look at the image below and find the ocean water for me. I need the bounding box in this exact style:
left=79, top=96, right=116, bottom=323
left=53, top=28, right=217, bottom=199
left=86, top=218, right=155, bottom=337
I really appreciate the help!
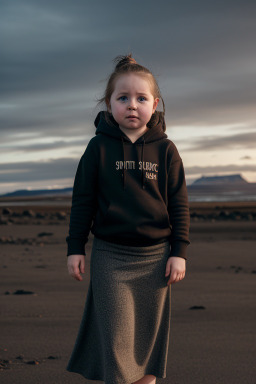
left=187, top=185, right=256, bottom=202
left=0, top=200, right=71, bottom=207
left=0, top=195, right=256, bottom=206
left=188, top=193, right=256, bottom=202
left=0, top=186, right=256, bottom=206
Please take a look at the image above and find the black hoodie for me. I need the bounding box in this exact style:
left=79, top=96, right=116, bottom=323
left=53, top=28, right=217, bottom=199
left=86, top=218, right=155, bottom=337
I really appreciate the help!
left=66, top=111, right=190, bottom=259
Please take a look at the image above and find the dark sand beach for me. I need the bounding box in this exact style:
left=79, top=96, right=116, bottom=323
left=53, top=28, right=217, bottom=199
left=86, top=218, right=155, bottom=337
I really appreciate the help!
left=0, top=199, right=256, bottom=383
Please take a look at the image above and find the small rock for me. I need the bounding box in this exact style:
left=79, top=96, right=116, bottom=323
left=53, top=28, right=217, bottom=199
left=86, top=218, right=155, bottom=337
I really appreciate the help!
left=0, top=359, right=10, bottom=370
left=37, top=232, right=53, bottom=237
left=26, top=360, right=40, bottom=365
left=2, top=208, right=12, bottom=215
left=11, top=212, right=22, bottom=217
left=15, top=355, right=24, bottom=360
left=13, top=289, right=35, bottom=295
left=218, top=211, right=230, bottom=220
left=1, top=236, right=15, bottom=244
left=22, top=210, right=35, bottom=217
left=36, top=213, right=45, bottom=219
left=56, top=211, right=66, bottom=220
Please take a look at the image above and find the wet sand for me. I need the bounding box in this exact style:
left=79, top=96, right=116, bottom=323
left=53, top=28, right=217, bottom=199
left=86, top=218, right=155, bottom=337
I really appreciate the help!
left=0, top=201, right=256, bottom=383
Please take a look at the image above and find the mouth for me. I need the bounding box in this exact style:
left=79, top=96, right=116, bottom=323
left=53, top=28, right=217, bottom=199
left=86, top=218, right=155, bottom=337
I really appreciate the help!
left=127, top=115, right=138, bottom=119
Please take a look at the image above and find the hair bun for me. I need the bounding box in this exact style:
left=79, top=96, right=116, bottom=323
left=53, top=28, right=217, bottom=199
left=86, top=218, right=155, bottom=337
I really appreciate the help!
left=113, top=54, right=137, bottom=70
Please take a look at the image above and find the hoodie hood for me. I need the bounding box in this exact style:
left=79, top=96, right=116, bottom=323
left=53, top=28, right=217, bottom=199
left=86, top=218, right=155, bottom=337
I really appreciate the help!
left=94, top=111, right=168, bottom=190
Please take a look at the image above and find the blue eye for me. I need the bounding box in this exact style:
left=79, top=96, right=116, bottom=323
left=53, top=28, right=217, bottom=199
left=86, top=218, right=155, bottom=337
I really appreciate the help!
left=118, top=96, right=128, bottom=102
left=138, top=96, right=146, bottom=102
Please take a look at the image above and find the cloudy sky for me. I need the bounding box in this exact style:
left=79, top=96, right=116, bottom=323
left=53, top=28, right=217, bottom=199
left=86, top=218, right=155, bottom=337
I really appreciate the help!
left=1, top=0, right=256, bottom=194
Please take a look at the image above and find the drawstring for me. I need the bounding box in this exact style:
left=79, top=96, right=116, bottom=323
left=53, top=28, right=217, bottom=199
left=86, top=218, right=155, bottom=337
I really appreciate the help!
left=121, top=137, right=126, bottom=190
left=121, top=137, right=146, bottom=190
left=141, top=139, right=145, bottom=189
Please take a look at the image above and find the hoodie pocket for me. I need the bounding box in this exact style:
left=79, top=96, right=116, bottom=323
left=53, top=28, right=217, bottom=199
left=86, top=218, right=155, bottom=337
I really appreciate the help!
left=157, top=202, right=171, bottom=229
left=94, top=199, right=171, bottom=234
left=99, top=201, right=123, bottom=226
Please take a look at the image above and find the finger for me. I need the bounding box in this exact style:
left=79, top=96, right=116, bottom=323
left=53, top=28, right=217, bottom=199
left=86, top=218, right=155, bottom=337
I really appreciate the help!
left=167, top=271, right=177, bottom=286
left=72, top=266, right=83, bottom=281
left=76, top=274, right=83, bottom=281
left=176, top=274, right=184, bottom=283
left=74, top=273, right=82, bottom=281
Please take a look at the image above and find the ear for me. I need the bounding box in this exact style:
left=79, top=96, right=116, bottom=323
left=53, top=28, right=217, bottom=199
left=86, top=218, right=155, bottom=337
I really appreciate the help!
left=152, top=98, right=159, bottom=113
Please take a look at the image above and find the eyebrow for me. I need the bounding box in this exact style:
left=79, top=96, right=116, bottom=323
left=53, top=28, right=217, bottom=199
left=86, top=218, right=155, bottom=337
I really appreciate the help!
left=116, top=92, right=149, bottom=96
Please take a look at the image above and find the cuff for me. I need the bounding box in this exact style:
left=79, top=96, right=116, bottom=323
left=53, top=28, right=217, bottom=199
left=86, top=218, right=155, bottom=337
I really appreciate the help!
left=66, top=238, right=86, bottom=257
left=170, top=240, right=189, bottom=260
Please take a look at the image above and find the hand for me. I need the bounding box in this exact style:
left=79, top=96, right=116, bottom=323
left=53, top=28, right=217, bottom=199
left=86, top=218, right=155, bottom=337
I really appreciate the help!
left=67, top=254, right=85, bottom=281
left=165, top=256, right=186, bottom=286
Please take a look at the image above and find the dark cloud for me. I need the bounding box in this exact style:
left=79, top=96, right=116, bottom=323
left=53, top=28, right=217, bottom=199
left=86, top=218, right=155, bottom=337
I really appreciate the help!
left=1, top=0, right=256, bottom=190
left=1, top=0, right=256, bottom=133
left=0, top=138, right=90, bottom=152
left=0, top=157, right=80, bottom=183
left=184, top=131, right=256, bottom=151
left=1, top=157, right=255, bottom=185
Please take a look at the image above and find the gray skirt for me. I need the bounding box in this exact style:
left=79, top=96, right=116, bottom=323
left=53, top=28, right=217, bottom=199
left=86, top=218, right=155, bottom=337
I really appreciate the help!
left=66, top=236, right=172, bottom=384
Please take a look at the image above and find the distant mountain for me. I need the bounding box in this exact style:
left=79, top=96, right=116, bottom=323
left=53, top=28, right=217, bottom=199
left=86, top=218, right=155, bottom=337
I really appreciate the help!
left=0, top=187, right=73, bottom=198
left=192, top=174, right=248, bottom=185
left=0, top=174, right=254, bottom=202
left=187, top=174, right=256, bottom=202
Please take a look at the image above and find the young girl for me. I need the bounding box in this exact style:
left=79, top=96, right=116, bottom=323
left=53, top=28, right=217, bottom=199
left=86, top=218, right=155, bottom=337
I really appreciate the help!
left=66, top=54, right=190, bottom=384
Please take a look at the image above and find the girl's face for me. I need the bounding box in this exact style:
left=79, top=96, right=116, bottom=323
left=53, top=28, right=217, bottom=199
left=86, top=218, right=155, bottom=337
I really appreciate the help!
left=108, top=73, right=159, bottom=132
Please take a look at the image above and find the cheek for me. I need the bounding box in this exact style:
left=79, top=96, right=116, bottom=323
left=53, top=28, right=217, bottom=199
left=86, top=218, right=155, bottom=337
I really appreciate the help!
left=113, top=104, right=124, bottom=116
left=141, top=106, right=154, bottom=118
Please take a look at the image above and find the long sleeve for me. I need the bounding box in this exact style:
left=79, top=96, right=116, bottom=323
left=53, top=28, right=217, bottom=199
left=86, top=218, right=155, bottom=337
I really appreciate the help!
left=167, top=149, right=190, bottom=260
left=66, top=139, right=98, bottom=257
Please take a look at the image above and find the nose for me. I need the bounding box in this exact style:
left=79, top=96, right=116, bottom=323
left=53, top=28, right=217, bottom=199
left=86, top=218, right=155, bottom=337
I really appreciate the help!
left=128, top=98, right=137, bottom=110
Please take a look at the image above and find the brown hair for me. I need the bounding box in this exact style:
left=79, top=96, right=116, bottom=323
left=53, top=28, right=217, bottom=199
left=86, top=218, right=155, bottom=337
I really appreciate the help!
left=97, top=53, right=166, bottom=131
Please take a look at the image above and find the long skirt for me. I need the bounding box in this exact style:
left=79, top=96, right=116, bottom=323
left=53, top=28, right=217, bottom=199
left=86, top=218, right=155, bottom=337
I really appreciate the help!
left=66, top=236, right=172, bottom=384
